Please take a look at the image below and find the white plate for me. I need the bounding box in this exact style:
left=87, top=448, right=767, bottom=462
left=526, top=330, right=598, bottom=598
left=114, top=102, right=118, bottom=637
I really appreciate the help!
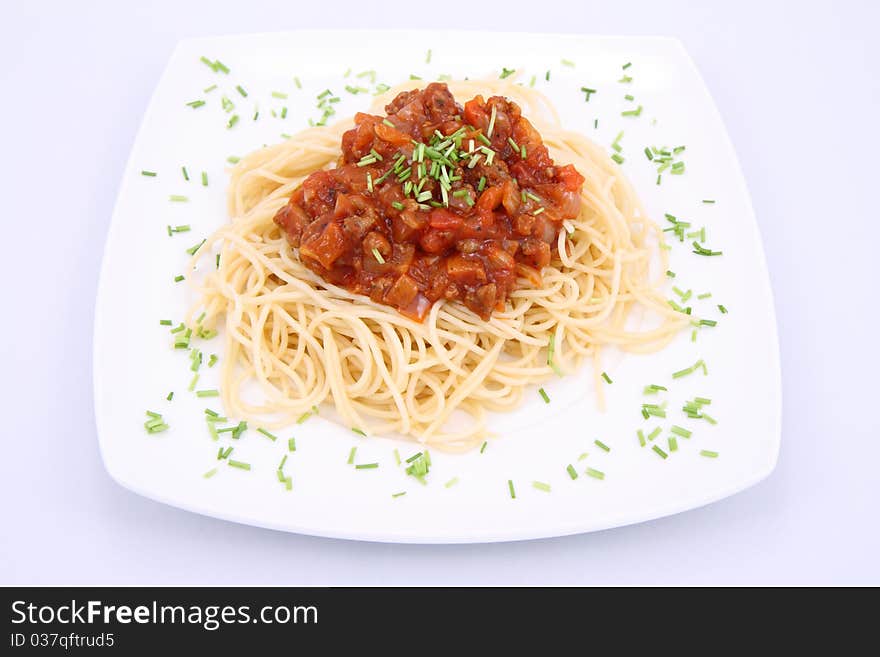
left=94, top=30, right=781, bottom=543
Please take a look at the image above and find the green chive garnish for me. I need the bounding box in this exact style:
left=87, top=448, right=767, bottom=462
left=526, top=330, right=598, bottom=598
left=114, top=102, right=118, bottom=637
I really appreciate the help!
left=169, top=195, right=189, bottom=202
left=355, top=463, right=379, bottom=470
left=585, top=467, right=605, bottom=480
left=532, top=481, right=551, bottom=493
left=566, top=464, right=578, bottom=480
left=652, top=446, right=668, bottom=459
left=227, top=460, right=251, bottom=470
left=700, top=450, right=719, bottom=458
left=141, top=170, right=157, bottom=177
left=196, top=389, right=219, bottom=398
left=594, top=439, right=610, bottom=452
left=507, top=480, right=516, bottom=499
left=538, top=388, right=550, bottom=403
left=601, top=372, right=612, bottom=384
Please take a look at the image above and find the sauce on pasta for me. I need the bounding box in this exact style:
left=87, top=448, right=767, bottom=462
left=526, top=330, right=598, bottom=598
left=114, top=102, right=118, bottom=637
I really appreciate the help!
left=273, top=83, right=584, bottom=321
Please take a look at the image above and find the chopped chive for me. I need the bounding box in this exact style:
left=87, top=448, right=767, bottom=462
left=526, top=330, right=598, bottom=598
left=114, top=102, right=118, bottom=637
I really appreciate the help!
left=227, top=460, right=251, bottom=471
left=585, top=467, right=605, bottom=480
left=187, top=373, right=199, bottom=391
left=392, top=491, right=406, bottom=498
left=186, top=99, right=206, bottom=109
left=702, top=199, right=716, bottom=204
left=159, top=319, right=172, bottom=326
left=718, top=304, right=728, bottom=314
left=347, top=447, right=357, bottom=464
left=235, top=85, right=247, bottom=97
left=227, top=156, right=240, bottom=164
left=701, top=413, right=718, bottom=425
left=624, top=94, right=634, bottom=101
left=393, top=449, right=401, bottom=465
left=601, top=371, right=613, bottom=384
left=141, top=170, right=157, bottom=177
left=196, top=389, right=219, bottom=398
left=500, top=67, right=516, bottom=79
left=547, top=335, right=563, bottom=376
left=166, top=391, right=174, bottom=401
left=355, top=463, right=379, bottom=470
left=294, top=76, right=302, bottom=89
left=508, top=480, right=516, bottom=499
left=186, top=238, right=206, bottom=256
left=637, top=429, right=646, bottom=447
left=692, top=241, right=722, bottom=256
left=538, top=387, right=550, bottom=404
left=594, top=439, right=611, bottom=452
left=444, top=477, right=459, bottom=488
left=648, top=426, right=662, bottom=441
left=622, top=62, right=632, bottom=70
left=173, top=274, right=184, bottom=282
left=203, top=467, right=218, bottom=479
left=480, top=441, right=488, bottom=454
left=257, top=427, right=278, bottom=441
left=226, top=114, right=239, bottom=129
left=425, top=48, right=432, bottom=64
left=668, top=437, right=679, bottom=452
left=621, top=106, right=643, bottom=117
left=644, top=148, right=654, bottom=161
left=352, top=428, right=366, bottom=437
left=652, top=445, right=668, bottom=459
left=169, top=195, right=189, bottom=202
left=697, top=292, right=712, bottom=300
left=532, top=481, right=552, bottom=493
left=611, top=153, right=624, bottom=165
left=700, top=450, right=719, bottom=458
left=288, top=437, right=296, bottom=451
left=566, top=464, right=578, bottom=480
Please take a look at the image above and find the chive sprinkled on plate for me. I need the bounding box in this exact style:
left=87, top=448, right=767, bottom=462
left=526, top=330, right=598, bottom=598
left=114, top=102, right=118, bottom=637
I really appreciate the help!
left=652, top=445, right=668, bottom=459
left=700, top=450, right=719, bottom=458
left=532, top=481, right=551, bottom=493
left=169, top=194, right=189, bottom=203
left=257, top=427, right=277, bottom=441
left=585, top=467, right=605, bottom=480
left=196, top=389, right=219, bottom=398
left=507, top=479, right=516, bottom=499
left=352, top=428, right=366, bottom=436
left=227, top=460, right=251, bottom=471
left=480, top=441, right=488, bottom=454
left=594, top=439, right=611, bottom=452
left=566, top=464, right=578, bottom=480
left=186, top=100, right=206, bottom=109
left=668, top=437, right=679, bottom=452
left=601, top=371, right=613, bottom=384
left=445, top=477, right=459, bottom=488
left=538, top=388, right=550, bottom=403
left=347, top=447, right=357, bottom=464
left=355, top=463, right=379, bottom=470
left=500, top=67, right=516, bottom=79
left=144, top=410, right=169, bottom=434
left=141, top=170, right=157, bottom=177
left=392, top=491, right=406, bottom=498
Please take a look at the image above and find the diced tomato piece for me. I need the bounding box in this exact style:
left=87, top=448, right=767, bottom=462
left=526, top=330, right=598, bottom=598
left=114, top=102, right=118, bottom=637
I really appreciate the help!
left=428, top=208, right=463, bottom=231
left=300, top=220, right=346, bottom=270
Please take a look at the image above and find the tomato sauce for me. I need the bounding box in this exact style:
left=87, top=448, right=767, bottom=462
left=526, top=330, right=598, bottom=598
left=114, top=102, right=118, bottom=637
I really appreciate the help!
left=273, top=83, right=584, bottom=321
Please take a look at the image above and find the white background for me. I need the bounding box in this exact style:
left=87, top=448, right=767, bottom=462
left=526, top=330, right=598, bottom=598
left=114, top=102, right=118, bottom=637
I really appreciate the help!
left=2, top=0, right=878, bottom=585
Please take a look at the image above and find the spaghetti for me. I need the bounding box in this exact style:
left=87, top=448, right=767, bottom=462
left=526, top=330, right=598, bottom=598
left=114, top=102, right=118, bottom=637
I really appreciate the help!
left=189, top=79, right=688, bottom=451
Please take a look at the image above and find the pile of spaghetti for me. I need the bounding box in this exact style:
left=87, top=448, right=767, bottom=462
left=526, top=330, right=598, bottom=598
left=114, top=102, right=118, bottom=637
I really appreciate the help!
left=189, top=78, right=687, bottom=451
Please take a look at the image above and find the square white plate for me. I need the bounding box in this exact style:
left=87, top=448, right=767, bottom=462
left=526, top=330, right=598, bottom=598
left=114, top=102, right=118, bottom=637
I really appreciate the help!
left=94, top=30, right=780, bottom=543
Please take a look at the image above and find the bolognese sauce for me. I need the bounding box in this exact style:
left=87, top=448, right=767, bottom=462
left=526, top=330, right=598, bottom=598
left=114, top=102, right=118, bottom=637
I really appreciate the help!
left=273, top=83, right=584, bottom=321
